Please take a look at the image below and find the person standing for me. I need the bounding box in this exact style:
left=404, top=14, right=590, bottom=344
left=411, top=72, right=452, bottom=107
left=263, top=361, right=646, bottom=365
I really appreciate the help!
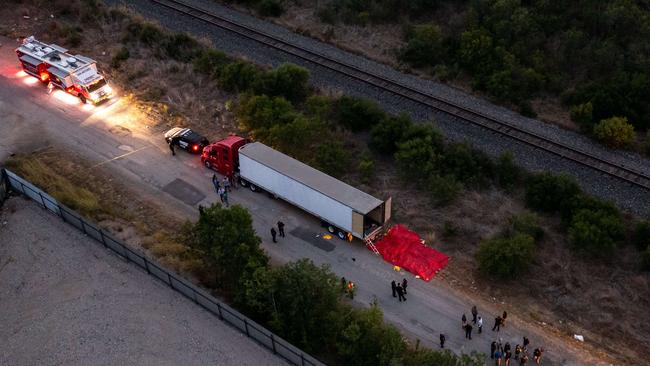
left=471, top=305, right=478, bottom=324
left=462, top=313, right=467, bottom=328
left=169, top=140, right=176, bottom=156
left=477, top=316, right=483, bottom=333
left=340, top=277, right=347, bottom=292
left=347, top=281, right=355, bottom=299
left=520, top=353, right=528, bottom=365
left=514, top=344, right=522, bottom=360
left=494, top=347, right=503, bottom=366
left=492, top=316, right=502, bottom=332
left=502, top=311, right=508, bottom=327
left=270, top=227, right=277, bottom=243
left=464, top=322, right=473, bottom=340
left=491, top=341, right=497, bottom=359
left=439, top=333, right=445, bottom=348
left=277, top=221, right=285, bottom=237
left=505, top=350, right=512, bottom=366
left=522, top=336, right=530, bottom=350
left=402, top=278, right=408, bottom=294
left=504, top=343, right=511, bottom=354
left=233, top=171, right=240, bottom=189
left=391, top=280, right=397, bottom=298
left=218, top=187, right=225, bottom=203
left=212, top=174, right=220, bottom=193
left=396, top=283, right=406, bottom=302
left=533, top=348, right=542, bottom=364
left=222, top=190, right=229, bottom=207
left=222, top=177, right=230, bottom=192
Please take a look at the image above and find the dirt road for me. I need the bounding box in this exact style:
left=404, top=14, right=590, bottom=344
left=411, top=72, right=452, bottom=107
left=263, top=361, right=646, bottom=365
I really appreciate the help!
left=0, top=38, right=601, bottom=365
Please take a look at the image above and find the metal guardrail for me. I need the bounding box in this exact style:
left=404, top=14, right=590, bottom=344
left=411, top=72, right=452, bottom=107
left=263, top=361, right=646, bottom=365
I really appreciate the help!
left=1, top=168, right=323, bottom=366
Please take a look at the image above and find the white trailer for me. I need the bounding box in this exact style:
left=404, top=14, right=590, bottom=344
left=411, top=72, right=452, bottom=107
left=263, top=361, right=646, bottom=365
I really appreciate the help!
left=238, top=142, right=391, bottom=240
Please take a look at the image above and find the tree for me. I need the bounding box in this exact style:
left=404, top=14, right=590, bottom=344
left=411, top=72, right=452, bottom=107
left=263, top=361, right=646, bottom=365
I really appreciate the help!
left=439, top=143, right=494, bottom=186
left=569, top=102, right=594, bottom=130
left=268, top=115, right=323, bottom=160
left=400, top=24, right=445, bottom=67
left=525, top=173, right=581, bottom=214
left=568, top=208, right=625, bottom=257
left=236, top=94, right=296, bottom=140
left=592, top=116, right=636, bottom=148
left=193, top=49, right=229, bottom=79
left=395, top=137, right=437, bottom=180
left=336, top=303, right=407, bottom=366
left=239, top=259, right=341, bottom=353
left=253, top=63, right=311, bottom=102
left=476, top=233, right=535, bottom=278
left=314, top=141, right=351, bottom=178
left=369, top=113, right=412, bottom=154
left=218, top=61, right=262, bottom=92
left=504, top=213, right=544, bottom=242
left=185, top=203, right=268, bottom=292
left=336, top=96, right=386, bottom=132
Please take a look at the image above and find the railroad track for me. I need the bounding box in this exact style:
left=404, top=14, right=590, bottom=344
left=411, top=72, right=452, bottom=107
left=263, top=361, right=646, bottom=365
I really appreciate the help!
left=151, top=0, right=650, bottom=190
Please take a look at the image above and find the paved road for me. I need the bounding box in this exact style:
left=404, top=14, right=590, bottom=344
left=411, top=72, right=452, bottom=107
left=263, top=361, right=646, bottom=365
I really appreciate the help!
left=0, top=198, right=288, bottom=366
left=0, top=38, right=594, bottom=365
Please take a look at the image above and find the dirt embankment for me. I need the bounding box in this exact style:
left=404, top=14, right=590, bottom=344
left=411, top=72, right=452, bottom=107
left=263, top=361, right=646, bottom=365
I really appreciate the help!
left=1, top=2, right=648, bottom=365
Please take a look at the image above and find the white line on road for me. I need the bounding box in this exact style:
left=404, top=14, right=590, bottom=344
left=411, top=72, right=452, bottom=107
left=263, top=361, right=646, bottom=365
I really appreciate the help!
left=91, top=145, right=152, bottom=169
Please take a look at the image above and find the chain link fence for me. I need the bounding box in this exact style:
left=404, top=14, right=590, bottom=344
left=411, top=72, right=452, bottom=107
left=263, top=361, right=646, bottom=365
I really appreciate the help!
left=1, top=168, right=324, bottom=366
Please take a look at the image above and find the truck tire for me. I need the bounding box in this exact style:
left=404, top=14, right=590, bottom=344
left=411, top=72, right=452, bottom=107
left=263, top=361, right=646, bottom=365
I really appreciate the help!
left=327, top=225, right=336, bottom=234
left=337, top=230, right=346, bottom=240
left=79, top=95, right=87, bottom=104
left=239, top=179, right=248, bottom=187
left=249, top=184, right=258, bottom=192
left=204, top=161, right=212, bottom=169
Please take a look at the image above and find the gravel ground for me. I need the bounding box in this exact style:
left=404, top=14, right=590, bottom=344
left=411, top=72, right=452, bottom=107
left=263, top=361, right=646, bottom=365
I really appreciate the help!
left=110, top=0, right=650, bottom=216
left=0, top=197, right=288, bottom=366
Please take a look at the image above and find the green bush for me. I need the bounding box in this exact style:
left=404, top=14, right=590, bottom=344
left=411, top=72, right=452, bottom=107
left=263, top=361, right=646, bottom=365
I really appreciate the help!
left=495, top=152, right=521, bottom=190
left=568, top=208, right=625, bottom=257
left=427, top=174, right=462, bottom=206
left=476, top=233, right=536, bottom=278
left=268, top=116, right=323, bottom=160
left=505, top=213, right=544, bottom=242
left=218, top=61, right=262, bottom=92
left=394, top=137, right=437, bottom=180
left=257, top=0, right=284, bottom=17
left=525, top=173, right=581, bottom=214
left=400, top=123, right=445, bottom=153
left=193, top=49, right=229, bottom=78
left=336, top=96, right=386, bottom=132
left=369, top=113, right=412, bottom=154
left=236, top=94, right=296, bottom=140
left=570, top=102, right=594, bottom=130
left=593, top=116, right=636, bottom=148
left=137, top=22, right=165, bottom=46
left=164, top=33, right=201, bottom=62
left=111, top=46, right=130, bottom=68
left=400, top=24, right=445, bottom=67
left=644, top=131, right=650, bottom=156
left=632, top=221, right=650, bottom=251
left=440, top=143, right=494, bottom=186
left=314, top=141, right=351, bottom=178
left=253, top=63, right=311, bottom=102
left=305, top=95, right=335, bottom=121
left=358, top=154, right=375, bottom=184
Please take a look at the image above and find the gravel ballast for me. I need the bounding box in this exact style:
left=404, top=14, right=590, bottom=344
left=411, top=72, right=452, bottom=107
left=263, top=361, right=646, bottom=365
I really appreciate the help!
left=0, top=198, right=288, bottom=366
left=109, top=0, right=650, bottom=215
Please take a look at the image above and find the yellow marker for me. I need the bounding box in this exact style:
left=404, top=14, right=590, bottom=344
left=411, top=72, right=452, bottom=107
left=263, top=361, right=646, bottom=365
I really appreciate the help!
left=323, top=234, right=332, bottom=240
left=393, top=266, right=401, bottom=271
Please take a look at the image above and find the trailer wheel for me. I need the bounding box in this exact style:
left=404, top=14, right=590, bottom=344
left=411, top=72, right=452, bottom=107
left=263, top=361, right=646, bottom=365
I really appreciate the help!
left=249, top=184, right=258, bottom=192
left=79, top=95, right=87, bottom=104
left=204, top=161, right=212, bottom=169
left=337, top=230, right=346, bottom=240
left=239, top=179, right=248, bottom=187
left=327, top=225, right=336, bottom=234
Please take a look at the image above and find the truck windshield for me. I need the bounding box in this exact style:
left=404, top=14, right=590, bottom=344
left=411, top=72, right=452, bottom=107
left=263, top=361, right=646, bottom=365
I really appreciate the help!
left=86, top=78, right=107, bottom=93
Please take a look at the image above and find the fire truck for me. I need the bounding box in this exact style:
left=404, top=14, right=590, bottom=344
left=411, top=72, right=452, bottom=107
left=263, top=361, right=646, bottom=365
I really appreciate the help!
left=15, top=36, right=113, bottom=104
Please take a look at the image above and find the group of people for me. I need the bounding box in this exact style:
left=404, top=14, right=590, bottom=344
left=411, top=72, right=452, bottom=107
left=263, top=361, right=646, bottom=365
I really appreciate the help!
left=490, top=337, right=544, bottom=365
left=212, top=174, right=234, bottom=206
left=270, top=220, right=285, bottom=243
left=390, top=279, right=408, bottom=302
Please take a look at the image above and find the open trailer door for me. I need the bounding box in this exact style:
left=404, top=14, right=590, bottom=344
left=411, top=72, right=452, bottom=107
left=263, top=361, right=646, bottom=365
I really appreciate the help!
left=384, top=197, right=392, bottom=223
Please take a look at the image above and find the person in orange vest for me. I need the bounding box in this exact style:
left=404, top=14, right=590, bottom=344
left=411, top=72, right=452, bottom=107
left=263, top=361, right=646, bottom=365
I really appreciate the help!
left=347, top=281, right=355, bottom=299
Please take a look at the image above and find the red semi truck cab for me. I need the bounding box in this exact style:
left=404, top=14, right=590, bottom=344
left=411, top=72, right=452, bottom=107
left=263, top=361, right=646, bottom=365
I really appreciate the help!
left=200, top=135, right=247, bottom=176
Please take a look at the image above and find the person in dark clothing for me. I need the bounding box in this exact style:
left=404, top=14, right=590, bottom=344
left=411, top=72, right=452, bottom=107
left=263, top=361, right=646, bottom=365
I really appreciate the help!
left=471, top=305, right=478, bottom=324
left=505, top=350, right=512, bottom=366
left=270, top=227, right=277, bottom=243
left=520, top=353, right=529, bottom=365
left=391, top=280, right=397, bottom=297
left=490, top=341, right=497, bottom=359
left=533, top=348, right=543, bottom=364
left=523, top=336, right=530, bottom=350
left=514, top=344, right=522, bottom=360
left=341, top=277, right=347, bottom=292
left=502, top=311, right=508, bottom=327
left=169, top=141, right=176, bottom=156
left=439, top=334, right=445, bottom=348
left=212, top=174, right=220, bottom=193
left=462, top=313, right=467, bottom=328
left=277, top=221, right=285, bottom=237
left=396, top=283, right=406, bottom=302
left=504, top=343, right=511, bottom=354
left=493, top=316, right=502, bottom=331
left=464, top=323, right=473, bottom=339
left=402, top=278, right=408, bottom=294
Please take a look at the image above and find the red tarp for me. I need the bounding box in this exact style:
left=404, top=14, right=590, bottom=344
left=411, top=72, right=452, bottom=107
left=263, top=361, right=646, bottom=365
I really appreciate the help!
left=372, top=225, right=449, bottom=282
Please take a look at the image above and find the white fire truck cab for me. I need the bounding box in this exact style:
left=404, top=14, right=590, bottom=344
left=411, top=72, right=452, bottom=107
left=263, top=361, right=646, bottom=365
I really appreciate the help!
left=16, top=36, right=113, bottom=104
